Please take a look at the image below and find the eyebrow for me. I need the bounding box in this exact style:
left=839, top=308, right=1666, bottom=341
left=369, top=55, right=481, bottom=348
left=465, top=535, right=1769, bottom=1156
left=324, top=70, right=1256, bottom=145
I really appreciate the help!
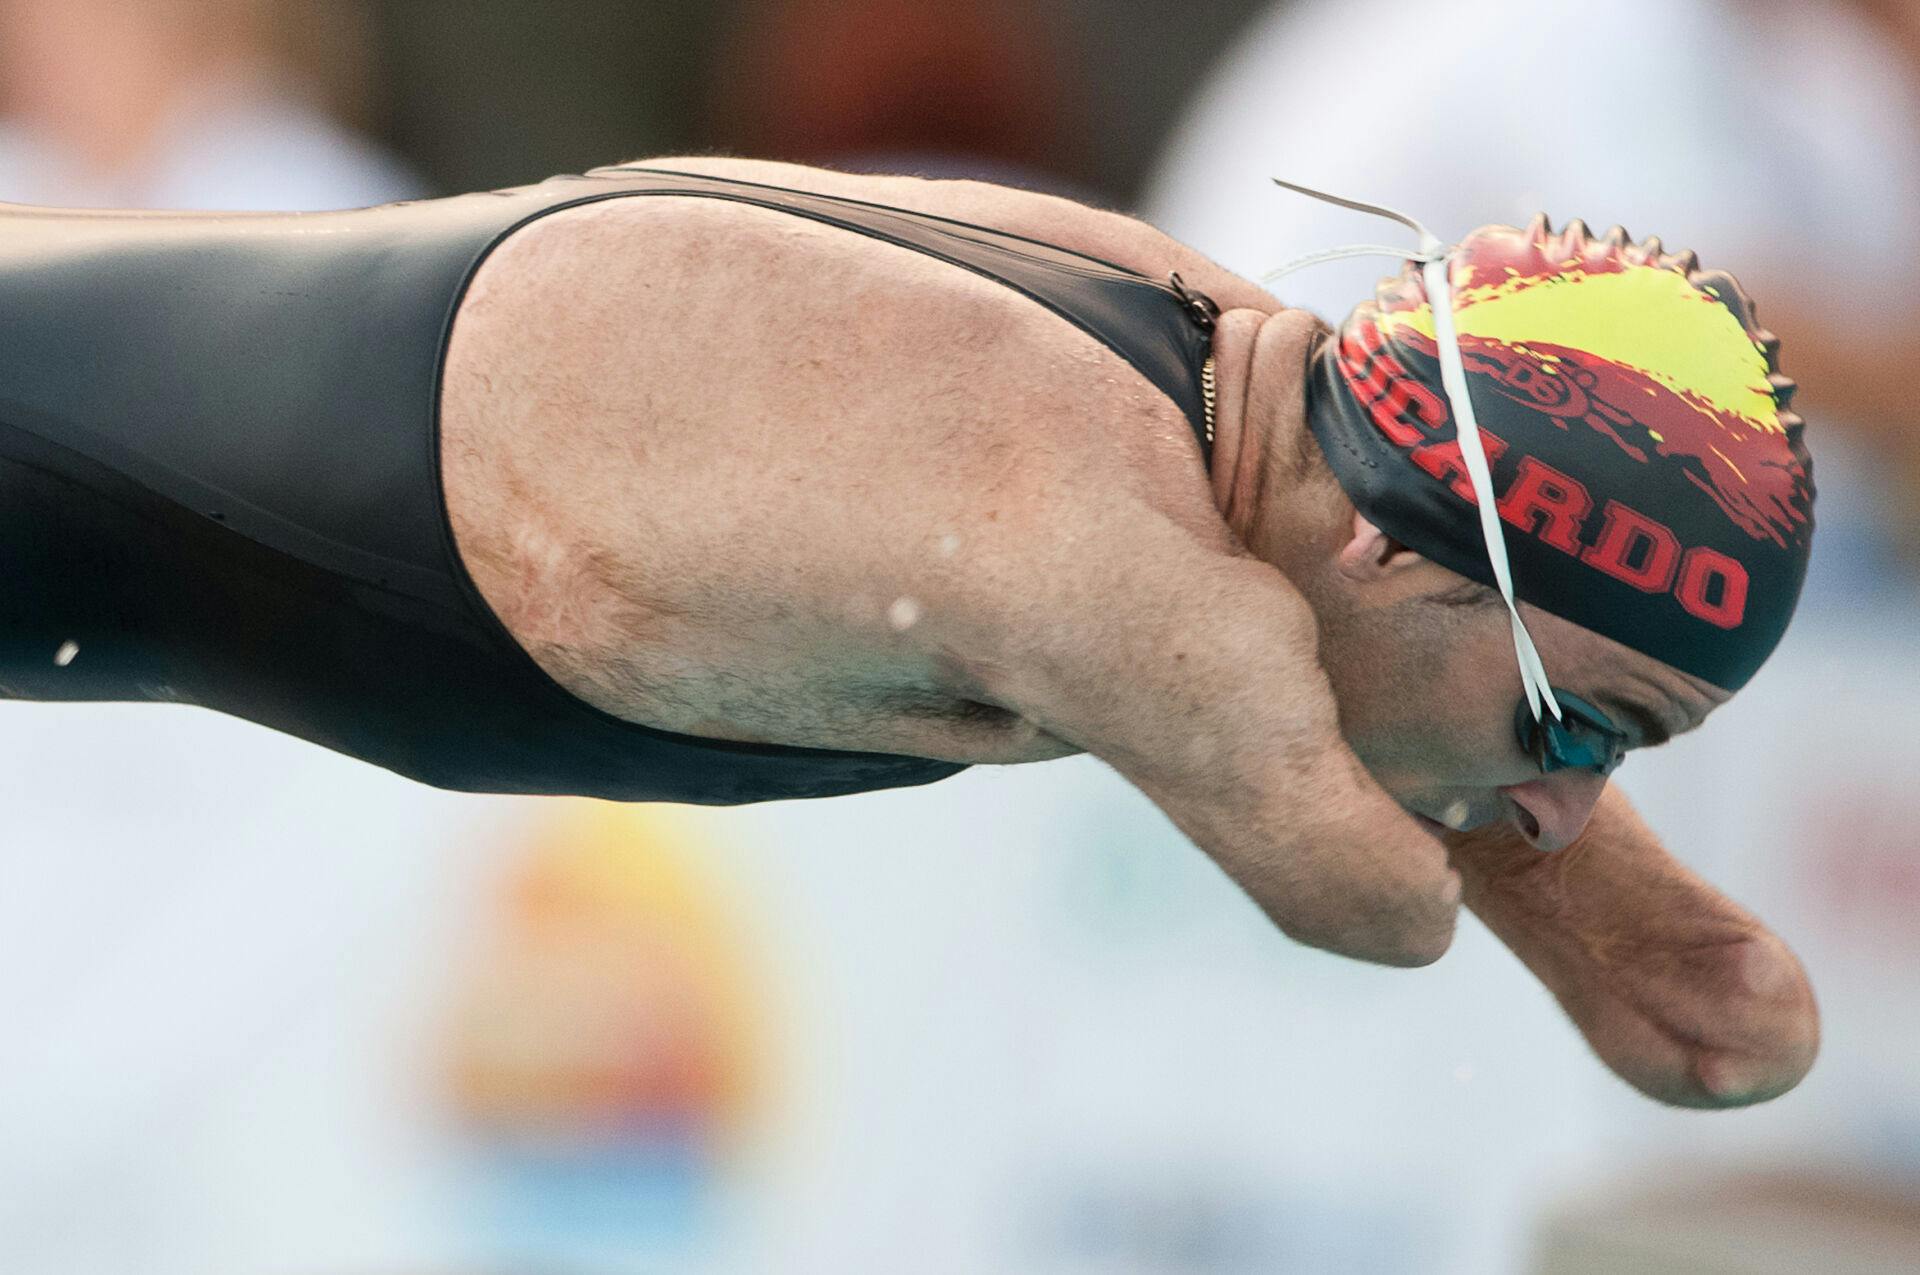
left=1589, top=695, right=1673, bottom=750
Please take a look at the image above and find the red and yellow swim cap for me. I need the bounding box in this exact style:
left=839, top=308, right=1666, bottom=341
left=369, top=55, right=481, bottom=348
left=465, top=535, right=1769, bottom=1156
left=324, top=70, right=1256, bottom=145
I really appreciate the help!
left=1306, top=216, right=1814, bottom=690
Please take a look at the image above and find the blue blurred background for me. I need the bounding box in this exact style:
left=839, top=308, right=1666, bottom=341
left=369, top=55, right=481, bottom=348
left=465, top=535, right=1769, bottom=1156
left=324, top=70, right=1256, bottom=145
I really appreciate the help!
left=0, top=1, right=1916, bottom=1271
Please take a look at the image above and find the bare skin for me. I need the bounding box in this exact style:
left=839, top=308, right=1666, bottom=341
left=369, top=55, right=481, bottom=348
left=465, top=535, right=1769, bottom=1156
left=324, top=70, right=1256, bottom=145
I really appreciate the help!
left=1454, top=785, right=1817, bottom=1109
left=440, top=157, right=1816, bottom=1106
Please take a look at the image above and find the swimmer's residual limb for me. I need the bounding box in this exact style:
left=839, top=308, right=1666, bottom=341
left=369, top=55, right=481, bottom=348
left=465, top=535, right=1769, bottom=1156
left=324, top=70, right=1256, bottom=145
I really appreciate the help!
left=0, top=165, right=1218, bottom=802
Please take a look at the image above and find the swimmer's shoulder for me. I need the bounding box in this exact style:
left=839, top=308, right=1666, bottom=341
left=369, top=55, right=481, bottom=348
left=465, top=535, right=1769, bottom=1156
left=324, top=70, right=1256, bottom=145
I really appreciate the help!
left=588, top=155, right=1282, bottom=317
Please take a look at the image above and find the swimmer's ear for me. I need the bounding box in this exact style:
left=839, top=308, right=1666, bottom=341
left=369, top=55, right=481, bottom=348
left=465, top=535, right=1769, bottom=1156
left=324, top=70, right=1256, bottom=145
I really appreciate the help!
left=1334, top=512, right=1427, bottom=581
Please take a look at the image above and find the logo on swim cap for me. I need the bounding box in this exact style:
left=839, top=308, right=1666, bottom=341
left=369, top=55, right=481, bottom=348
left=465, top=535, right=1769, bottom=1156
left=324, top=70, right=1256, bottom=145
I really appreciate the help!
left=1307, top=216, right=1814, bottom=690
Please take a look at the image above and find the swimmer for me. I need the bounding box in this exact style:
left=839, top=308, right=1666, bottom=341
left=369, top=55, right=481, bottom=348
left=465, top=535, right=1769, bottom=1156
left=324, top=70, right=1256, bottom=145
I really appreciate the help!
left=0, top=158, right=1818, bottom=1107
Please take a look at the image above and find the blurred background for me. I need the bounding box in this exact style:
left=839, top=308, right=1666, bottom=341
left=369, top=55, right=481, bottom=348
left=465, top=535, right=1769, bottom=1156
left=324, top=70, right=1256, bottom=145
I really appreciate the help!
left=1, top=0, right=1916, bottom=1271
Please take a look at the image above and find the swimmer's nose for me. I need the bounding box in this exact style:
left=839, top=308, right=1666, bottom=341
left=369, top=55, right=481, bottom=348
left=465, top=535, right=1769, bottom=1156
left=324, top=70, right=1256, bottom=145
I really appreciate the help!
left=1499, top=771, right=1609, bottom=852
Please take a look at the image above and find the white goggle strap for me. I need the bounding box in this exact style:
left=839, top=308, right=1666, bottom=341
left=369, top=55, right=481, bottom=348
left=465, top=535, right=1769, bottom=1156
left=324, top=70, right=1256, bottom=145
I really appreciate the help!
left=1263, top=178, right=1561, bottom=722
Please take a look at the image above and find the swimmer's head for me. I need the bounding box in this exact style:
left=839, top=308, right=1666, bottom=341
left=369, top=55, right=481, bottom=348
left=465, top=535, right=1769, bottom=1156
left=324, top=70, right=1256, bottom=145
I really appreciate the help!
left=1310, top=216, right=1813, bottom=692
left=1255, top=217, right=1812, bottom=847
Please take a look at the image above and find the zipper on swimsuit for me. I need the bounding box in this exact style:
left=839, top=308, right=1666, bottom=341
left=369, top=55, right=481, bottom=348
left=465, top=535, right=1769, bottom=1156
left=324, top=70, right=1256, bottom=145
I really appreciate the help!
left=1166, top=271, right=1220, bottom=331
left=1167, top=272, right=1221, bottom=447
left=1199, top=352, right=1218, bottom=447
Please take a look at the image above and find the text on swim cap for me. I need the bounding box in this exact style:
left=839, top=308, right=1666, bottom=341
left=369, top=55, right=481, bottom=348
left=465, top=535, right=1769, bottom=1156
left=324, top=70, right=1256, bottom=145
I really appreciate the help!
left=1343, top=326, right=1750, bottom=630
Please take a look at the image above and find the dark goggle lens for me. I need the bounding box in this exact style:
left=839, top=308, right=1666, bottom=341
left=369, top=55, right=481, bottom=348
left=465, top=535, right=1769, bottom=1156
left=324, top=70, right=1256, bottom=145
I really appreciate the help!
left=1514, top=690, right=1627, bottom=776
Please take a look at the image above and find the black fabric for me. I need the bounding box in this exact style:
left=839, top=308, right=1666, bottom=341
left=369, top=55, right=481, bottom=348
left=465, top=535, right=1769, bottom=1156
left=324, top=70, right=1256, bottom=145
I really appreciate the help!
left=0, top=165, right=1217, bottom=802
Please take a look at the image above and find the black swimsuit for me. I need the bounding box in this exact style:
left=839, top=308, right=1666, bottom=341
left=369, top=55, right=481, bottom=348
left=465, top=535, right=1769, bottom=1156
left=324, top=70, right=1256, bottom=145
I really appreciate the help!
left=0, top=164, right=1220, bottom=803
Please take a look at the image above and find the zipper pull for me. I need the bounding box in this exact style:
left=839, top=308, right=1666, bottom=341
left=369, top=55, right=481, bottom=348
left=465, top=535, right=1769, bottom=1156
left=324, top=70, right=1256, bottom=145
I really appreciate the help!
left=1168, top=271, right=1220, bottom=330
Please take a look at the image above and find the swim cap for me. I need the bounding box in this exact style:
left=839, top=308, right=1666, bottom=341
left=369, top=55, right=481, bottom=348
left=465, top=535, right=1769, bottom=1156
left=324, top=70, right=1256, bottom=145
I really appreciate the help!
left=1304, top=216, right=1814, bottom=691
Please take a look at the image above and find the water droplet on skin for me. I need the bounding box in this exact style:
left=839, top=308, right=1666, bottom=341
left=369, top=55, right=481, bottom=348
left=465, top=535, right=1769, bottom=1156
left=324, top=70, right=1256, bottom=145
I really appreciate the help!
left=53, top=640, right=78, bottom=667
left=937, top=534, right=961, bottom=557
left=887, top=596, right=922, bottom=631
